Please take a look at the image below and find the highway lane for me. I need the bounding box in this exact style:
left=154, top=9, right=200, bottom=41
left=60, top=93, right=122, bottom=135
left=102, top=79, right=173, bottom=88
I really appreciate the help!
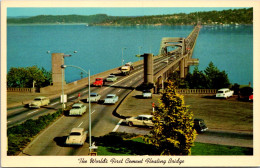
left=19, top=57, right=171, bottom=156
left=7, top=56, right=169, bottom=128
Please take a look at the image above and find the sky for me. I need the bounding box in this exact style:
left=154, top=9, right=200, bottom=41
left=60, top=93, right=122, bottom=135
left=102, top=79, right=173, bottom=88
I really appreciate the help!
left=7, top=7, right=245, bottom=17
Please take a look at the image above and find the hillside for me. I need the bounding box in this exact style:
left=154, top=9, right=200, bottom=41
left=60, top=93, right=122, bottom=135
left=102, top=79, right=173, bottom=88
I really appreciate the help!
left=7, top=8, right=252, bottom=25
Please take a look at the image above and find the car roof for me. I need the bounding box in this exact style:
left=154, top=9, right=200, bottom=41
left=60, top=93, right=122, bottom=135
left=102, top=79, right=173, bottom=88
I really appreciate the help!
left=71, top=128, right=84, bottom=132
left=72, top=103, right=83, bottom=106
left=138, top=115, right=153, bottom=118
left=107, top=94, right=116, bottom=97
left=218, top=88, right=230, bottom=91
left=35, top=96, right=47, bottom=99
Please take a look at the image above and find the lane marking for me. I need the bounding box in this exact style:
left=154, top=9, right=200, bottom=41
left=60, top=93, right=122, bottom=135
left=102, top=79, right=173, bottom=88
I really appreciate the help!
left=78, top=122, right=83, bottom=127
left=69, top=95, right=76, bottom=99
left=112, top=119, right=123, bottom=132
left=91, top=110, right=96, bottom=114
left=50, top=102, right=59, bottom=106
left=118, top=89, right=121, bottom=92
left=27, top=110, right=38, bottom=115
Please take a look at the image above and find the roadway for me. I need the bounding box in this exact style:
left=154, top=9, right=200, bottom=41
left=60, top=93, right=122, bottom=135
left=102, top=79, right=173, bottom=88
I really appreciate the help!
left=16, top=56, right=175, bottom=156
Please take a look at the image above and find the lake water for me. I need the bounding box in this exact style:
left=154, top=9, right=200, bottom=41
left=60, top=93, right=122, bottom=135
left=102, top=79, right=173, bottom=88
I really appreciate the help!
left=7, top=24, right=253, bottom=86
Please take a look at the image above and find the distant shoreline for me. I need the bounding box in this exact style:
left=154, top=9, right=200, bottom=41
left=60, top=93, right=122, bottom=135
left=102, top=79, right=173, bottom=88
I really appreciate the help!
left=7, top=23, right=253, bottom=26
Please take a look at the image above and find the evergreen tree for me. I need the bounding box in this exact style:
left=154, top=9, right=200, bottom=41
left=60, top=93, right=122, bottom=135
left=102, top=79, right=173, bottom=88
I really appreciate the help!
left=145, top=80, right=196, bottom=155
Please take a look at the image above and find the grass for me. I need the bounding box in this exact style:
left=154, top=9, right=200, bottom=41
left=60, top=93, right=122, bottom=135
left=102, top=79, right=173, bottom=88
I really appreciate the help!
left=95, top=133, right=253, bottom=156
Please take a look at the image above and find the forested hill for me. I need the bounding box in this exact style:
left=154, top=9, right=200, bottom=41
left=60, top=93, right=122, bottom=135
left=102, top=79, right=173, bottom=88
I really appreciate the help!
left=7, top=8, right=252, bottom=25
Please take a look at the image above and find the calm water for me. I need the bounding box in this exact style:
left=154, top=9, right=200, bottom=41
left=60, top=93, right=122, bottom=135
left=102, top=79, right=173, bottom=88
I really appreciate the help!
left=7, top=24, right=253, bottom=85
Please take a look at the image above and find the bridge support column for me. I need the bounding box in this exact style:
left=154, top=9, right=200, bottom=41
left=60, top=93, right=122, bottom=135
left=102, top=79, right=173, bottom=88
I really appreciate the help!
left=52, top=53, right=65, bottom=87
left=179, top=58, right=185, bottom=79
left=143, top=53, right=154, bottom=84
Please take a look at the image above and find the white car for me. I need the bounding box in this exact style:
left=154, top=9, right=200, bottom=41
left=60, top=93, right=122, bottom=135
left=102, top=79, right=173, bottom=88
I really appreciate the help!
left=69, top=103, right=86, bottom=115
left=87, top=93, right=101, bottom=103
left=142, top=90, right=152, bottom=98
left=126, top=115, right=154, bottom=127
left=29, top=96, right=50, bottom=108
left=106, top=75, right=117, bottom=82
left=104, top=94, right=119, bottom=104
left=65, top=128, right=88, bottom=146
left=216, top=88, right=234, bottom=98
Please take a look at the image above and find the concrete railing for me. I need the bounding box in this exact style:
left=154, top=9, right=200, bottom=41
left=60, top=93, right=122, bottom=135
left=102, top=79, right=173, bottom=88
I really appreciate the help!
left=176, top=89, right=217, bottom=94
left=7, top=87, right=35, bottom=92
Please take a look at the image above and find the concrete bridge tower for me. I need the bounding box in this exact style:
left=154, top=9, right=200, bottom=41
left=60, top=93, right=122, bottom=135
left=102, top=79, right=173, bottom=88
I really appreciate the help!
left=143, top=53, right=154, bottom=84
left=52, top=53, right=65, bottom=87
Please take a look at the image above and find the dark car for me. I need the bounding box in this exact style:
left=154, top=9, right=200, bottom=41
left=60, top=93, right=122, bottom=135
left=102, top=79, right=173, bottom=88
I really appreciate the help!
left=194, top=119, right=208, bottom=133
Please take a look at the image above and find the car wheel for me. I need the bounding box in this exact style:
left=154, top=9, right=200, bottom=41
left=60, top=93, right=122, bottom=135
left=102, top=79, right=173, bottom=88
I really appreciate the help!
left=128, top=122, right=133, bottom=127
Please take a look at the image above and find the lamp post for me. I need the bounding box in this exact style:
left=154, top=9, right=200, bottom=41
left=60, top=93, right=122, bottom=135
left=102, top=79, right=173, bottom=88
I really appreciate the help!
left=61, top=54, right=72, bottom=111
left=121, top=47, right=126, bottom=66
left=61, top=64, right=92, bottom=152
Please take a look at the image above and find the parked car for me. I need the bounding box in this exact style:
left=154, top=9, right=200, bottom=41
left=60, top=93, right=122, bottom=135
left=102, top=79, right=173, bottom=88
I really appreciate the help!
left=194, top=119, right=208, bottom=133
left=65, top=128, right=88, bottom=146
left=216, top=88, right=234, bottom=98
left=29, top=96, right=50, bottom=108
left=69, top=103, right=86, bottom=115
left=142, top=90, right=152, bottom=98
left=87, top=93, right=101, bottom=103
left=249, top=94, right=253, bottom=101
left=106, top=74, right=117, bottom=82
left=93, top=78, right=104, bottom=87
left=104, top=94, right=119, bottom=104
left=126, top=115, right=154, bottom=127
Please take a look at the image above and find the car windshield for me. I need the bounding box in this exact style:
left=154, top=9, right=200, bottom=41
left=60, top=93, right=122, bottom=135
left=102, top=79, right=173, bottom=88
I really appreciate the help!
left=107, top=96, right=114, bottom=98
left=90, top=94, right=97, bottom=97
left=143, top=90, right=150, bottom=93
left=96, top=79, right=101, bottom=81
left=217, top=91, right=224, bottom=93
left=34, top=98, right=42, bottom=101
left=108, top=75, right=114, bottom=78
left=72, top=106, right=81, bottom=109
left=70, top=132, right=81, bottom=136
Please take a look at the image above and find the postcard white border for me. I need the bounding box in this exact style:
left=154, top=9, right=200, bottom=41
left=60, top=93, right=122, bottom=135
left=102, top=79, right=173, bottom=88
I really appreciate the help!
left=1, top=0, right=260, bottom=167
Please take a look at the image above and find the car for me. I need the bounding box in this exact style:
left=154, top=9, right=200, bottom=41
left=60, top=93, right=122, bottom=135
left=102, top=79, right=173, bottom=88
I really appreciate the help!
left=65, top=128, right=88, bottom=146
left=104, top=94, right=119, bottom=104
left=125, top=115, right=154, bottom=127
left=106, top=74, right=117, bottom=82
left=29, top=96, right=50, bottom=108
left=87, top=93, right=101, bottom=103
left=142, top=90, right=152, bottom=98
left=193, top=119, right=208, bottom=133
left=69, top=103, right=87, bottom=115
left=93, top=78, right=104, bottom=87
left=216, top=88, right=234, bottom=98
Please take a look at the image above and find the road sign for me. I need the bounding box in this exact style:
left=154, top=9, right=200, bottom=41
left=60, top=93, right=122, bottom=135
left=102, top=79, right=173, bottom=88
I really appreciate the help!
left=60, top=94, right=67, bottom=103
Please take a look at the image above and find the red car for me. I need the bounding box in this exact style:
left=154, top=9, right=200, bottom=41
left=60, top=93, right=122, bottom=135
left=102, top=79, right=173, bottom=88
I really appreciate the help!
left=249, top=94, right=253, bottom=101
left=93, top=78, right=103, bottom=87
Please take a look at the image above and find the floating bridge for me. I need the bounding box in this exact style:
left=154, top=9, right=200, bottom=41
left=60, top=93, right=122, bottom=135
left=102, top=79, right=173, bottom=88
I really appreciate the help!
left=142, top=24, right=201, bottom=93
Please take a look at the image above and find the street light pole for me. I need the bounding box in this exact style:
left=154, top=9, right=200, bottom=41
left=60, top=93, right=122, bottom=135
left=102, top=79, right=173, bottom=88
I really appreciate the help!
left=88, top=69, right=91, bottom=151
left=61, top=64, right=92, bottom=152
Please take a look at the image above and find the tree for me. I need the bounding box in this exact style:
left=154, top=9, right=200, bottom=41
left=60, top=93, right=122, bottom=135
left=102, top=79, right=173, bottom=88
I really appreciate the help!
left=145, top=80, right=196, bottom=155
left=186, top=66, right=208, bottom=89
left=204, top=62, right=230, bottom=89
left=7, top=66, right=52, bottom=88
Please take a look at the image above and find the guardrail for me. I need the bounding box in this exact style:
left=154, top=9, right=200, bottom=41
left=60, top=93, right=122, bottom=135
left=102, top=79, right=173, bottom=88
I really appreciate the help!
left=176, top=89, right=217, bottom=94
left=7, top=87, right=35, bottom=92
